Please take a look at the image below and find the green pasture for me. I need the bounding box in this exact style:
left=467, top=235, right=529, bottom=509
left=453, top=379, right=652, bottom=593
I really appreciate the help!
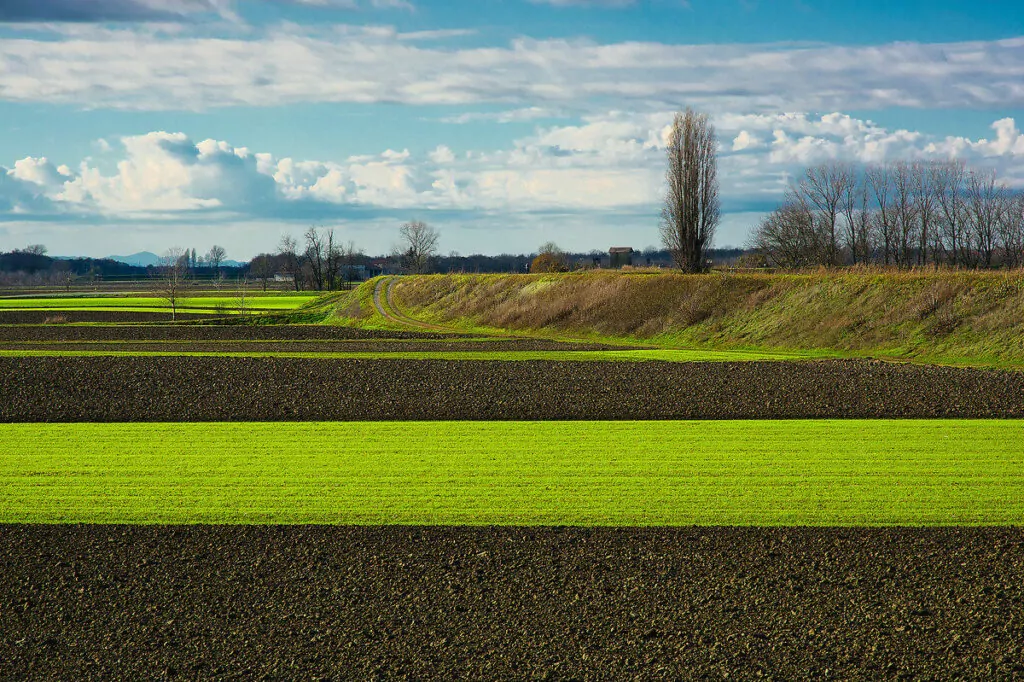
left=0, top=348, right=824, bottom=362
left=2, top=420, right=1021, bottom=525
left=0, top=295, right=315, bottom=314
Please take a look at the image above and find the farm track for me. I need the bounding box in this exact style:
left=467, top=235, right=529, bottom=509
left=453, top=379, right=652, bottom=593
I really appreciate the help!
left=1, top=526, right=1022, bottom=680
left=4, top=356, right=1024, bottom=422
left=374, top=276, right=452, bottom=331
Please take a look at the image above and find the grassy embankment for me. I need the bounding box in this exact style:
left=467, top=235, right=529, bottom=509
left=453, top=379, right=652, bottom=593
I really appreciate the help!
left=332, top=271, right=1024, bottom=368
left=2, top=420, right=1021, bottom=525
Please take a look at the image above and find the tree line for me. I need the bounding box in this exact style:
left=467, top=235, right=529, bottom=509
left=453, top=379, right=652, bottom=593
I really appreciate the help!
left=752, top=160, right=1024, bottom=269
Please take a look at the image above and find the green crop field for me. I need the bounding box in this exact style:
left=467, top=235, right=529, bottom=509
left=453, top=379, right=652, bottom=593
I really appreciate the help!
left=0, top=295, right=315, bottom=313
left=2, top=420, right=1021, bottom=526
left=0, top=348, right=826, bottom=361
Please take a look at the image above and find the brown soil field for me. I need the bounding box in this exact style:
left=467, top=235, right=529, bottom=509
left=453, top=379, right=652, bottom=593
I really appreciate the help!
left=0, top=339, right=629, bottom=353
left=0, top=324, right=470, bottom=341
left=1, top=526, right=1021, bottom=680
left=3, top=356, right=1024, bottom=422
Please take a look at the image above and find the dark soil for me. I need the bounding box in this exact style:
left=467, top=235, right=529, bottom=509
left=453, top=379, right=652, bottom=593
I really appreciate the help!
left=1, top=526, right=1021, bottom=680
left=0, top=311, right=211, bottom=324
left=3, top=356, right=1024, bottom=422
left=0, top=324, right=471, bottom=341
left=0, top=339, right=629, bottom=353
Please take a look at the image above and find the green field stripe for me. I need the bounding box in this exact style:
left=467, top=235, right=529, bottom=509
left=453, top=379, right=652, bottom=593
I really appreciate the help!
left=1, top=420, right=1022, bottom=526
left=0, top=349, right=811, bottom=361
left=0, top=296, right=314, bottom=311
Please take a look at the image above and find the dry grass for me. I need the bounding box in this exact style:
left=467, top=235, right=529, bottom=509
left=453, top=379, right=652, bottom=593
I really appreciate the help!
left=385, top=270, right=1024, bottom=366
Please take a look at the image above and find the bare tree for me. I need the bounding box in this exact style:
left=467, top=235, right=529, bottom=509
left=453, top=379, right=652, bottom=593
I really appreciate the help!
left=206, top=245, right=226, bottom=275
left=867, top=164, right=895, bottom=265
left=751, top=199, right=820, bottom=268
left=933, top=161, right=967, bottom=267
left=889, top=161, right=920, bottom=268
left=234, top=277, right=250, bottom=316
left=913, top=163, right=939, bottom=266
left=660, top=108, right=720, bottom=272
left=966, top=169, right=1001, bottom=268
left=157, top=247, right=189, bottom=322
left=800, top=162, right=854, bottom=266
left=999, top=192, right=1024, bottom=269
left=23, top=244, right=47, bottom=256
left=397, top=221, right=440, bottom=274
left=340, top=240, right=362, bottom=286
left=278, top=235, right=303, bottom=291
left=304, top=227, right=327, bottom=291
left=250, top=253, right=275, bottom=292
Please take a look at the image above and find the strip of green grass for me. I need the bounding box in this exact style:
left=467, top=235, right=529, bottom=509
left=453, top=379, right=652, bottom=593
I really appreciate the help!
left=0, top=296, right=314, bottom=311
left=1, top=420, right=1021, bottom=525
left=0, top=348, right=819, bottom=361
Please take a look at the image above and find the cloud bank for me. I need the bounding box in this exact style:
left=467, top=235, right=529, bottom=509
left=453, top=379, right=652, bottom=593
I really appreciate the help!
left=4, top=113, right=1023, bottom=226
left=1, top=25, right=1023, bottom=112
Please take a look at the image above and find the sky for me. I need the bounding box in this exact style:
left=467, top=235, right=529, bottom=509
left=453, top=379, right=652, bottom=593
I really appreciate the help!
left=0, top=1, right=1023, bottom=260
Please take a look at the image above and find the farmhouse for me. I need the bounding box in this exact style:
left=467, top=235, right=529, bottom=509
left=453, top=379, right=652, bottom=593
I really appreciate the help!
left=609, top=247, right=634, bottom=269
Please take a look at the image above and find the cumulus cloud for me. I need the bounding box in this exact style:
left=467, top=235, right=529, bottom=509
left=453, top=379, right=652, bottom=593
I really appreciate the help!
left=2, top=26, right=1023, bottom=113
left=4, top=113, right=1024, bottom=233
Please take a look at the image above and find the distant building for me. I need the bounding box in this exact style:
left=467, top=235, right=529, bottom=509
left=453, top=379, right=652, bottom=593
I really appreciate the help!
left=609, top=247, right=634, bottom=269
left=273, top=273, right=295, bottom=283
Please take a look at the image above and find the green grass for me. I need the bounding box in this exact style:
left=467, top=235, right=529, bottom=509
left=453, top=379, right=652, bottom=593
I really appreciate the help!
left=345, top=272, right=1024, bottom=369
left=2, top=420, right=1022, bottom=525
left=0, top=295, right=316, bottom=313
left=0, top=348, right=828, bottom=362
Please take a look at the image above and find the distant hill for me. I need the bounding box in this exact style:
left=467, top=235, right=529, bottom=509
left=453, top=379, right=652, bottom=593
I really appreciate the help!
left=107, top=251, right=161, bottom=267
left=106, top=252, right=246, bottom=268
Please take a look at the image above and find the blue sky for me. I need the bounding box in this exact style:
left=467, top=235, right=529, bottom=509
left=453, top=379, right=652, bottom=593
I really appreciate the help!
left=1, top=0, right=1023, bottom=259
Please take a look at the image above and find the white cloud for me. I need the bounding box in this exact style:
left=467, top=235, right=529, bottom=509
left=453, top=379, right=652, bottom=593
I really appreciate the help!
left=429, top=145, right=456, bottom=164
left=441, top=107, right=565, bottom=124
left=2, top=26, right=1024, bottom=113
left=4, top=113, right=1024, bottom=240
left=731, top=131, right=762, bottom=152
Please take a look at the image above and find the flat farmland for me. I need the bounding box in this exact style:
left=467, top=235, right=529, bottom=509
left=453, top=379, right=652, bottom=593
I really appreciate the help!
left=4, top=355, right=1024, bottom=421
left=0, top=294, right=315, bottom=315
left=2, top=420, right=1022, bottom=525
left=2, top=277, right=1023, bottom=679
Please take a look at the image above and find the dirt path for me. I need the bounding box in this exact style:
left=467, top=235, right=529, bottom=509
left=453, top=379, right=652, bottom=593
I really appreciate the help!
left=372, top=277, right=451, bottom=332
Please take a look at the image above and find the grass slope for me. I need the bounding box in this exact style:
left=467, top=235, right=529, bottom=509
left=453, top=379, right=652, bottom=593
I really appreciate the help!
left=340, top=271, right=1024, bottom=368
left=2, top=420, right=1021, bottom=526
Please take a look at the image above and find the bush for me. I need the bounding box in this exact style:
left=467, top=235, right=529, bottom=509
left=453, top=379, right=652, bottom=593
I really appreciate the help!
left=530, top=253, right=569, bottom=274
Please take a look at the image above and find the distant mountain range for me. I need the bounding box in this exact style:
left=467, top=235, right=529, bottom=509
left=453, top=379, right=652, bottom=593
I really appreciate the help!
left=106, top=252, right=245, bottom=268
left=106, top=251, right=162, bottom=267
